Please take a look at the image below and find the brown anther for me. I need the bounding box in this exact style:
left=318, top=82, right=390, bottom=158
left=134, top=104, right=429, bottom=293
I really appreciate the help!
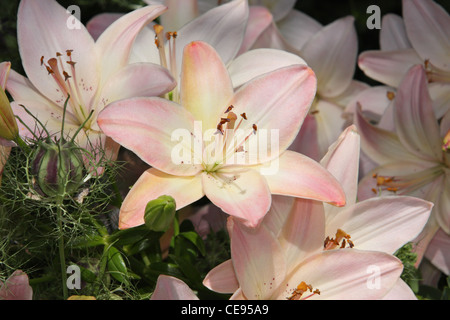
left=166, top=32, right=171, bottom=40
left=387, top=187, right=398, bottom=193
left=313, top=289, right=321, bottom=295
left=348, top=240, right=355, bottom=248
left=46, top=66, right=54, bottom=74
left=371, top=188, right=377, bottom=194
left=225, top=105, right=234, bottom=113
left=340, top=239, right=346, bottom=248
left=66, top=61, right=76, bottom=67
left=372, top=173, right=378, bottom=178
left=63, top=71, right=71, bottom=81
left=252, top=124, right=258, bottom=134
left=172, top=31, right=177, bottom=38
left=216, top=123, right=224, bottom=135
left=56, top=52, right=62, bottom=57
left=310, top=110, right=319, bottom=115
left=240, top=113, right=247, bottom=120
left=40, top=56, right=44, bottom=66
left=66, top=50, right=73, bottom=57
left=220, top=118, right=230, bottom=124
left=387, top=91, right=395, bottom=101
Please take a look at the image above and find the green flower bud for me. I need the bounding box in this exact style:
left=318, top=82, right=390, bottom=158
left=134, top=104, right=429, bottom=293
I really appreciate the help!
left=144, top=195, right=176, bottom=232
left=31, top=138, right=85, bottom=197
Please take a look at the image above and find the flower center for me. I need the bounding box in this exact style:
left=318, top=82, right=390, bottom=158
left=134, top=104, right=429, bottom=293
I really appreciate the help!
left=370, top=166, right=444, bottom=196
left=287, top=281, right=321, bottom=300
left=324, top=228, right=354, bottom=250
left=203, top=105, right=258, bottom=172
left=41, top=50, right=92, bottom=129
left=424, top=59, right=450, bottom=84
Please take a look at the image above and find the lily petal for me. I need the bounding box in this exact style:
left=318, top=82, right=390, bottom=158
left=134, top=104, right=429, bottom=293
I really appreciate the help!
left=394, top=65, right=442, bottom=161
left=180, top=41, right=234, bottom=133
left=151, top=275, right=198, bottom=300
left=355, top=105, right=418, bottom=165
left=86, top=13, right=123, bottom=41
left=274, top=250, right=403, bottom=300
left=380, top=14, right=412, bottom=51
left=403, top=0, right=450, bottom=71
left=381, top=279, right=417, bottom=300
left=228, top=217, right=286, bottom=299
left=229, top=64, right=317, bottom=161
left=424, top=228, right=450, bottom=275
left=326, top=196, right=433, bottom=254
left=358, top=49, right=423, bottom=87
left=261, top=150, right=346, bottom=207
left=203, top=260, right=239, bottom=294
left=228, top=48, right=307, bottom=88
left=0, top=270, right=33, bottom=300
left=301, top=16, right=357, bottom=98
left=97, top=97, right=202, bottom=176
left=237, top=6, right=273, bottom=55
left=320, top=125, right=360, bottom=210
left=95, top=4, right=167, bottom=82
left=202, top=168, right=271, bottom=228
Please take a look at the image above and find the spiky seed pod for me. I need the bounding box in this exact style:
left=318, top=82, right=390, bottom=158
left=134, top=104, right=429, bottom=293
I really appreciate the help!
left=31, top=138, right=85, bottom=198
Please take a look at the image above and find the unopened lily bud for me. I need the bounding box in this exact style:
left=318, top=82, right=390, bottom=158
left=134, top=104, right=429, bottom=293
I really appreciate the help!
left=0, top=87, right=18, bottom=141
left=144, top=195, right=176, bottom=232
left=31, top=138, right=84, bottom=197
left=443, top=129, right=450, bottom=152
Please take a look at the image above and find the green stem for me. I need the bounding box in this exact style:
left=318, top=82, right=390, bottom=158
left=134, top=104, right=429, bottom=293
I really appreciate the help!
left=56, top=197, right=68, bottom=300
left=13, top=135, right=30, bottom=153
left=94, top=244, right=110, bottom=297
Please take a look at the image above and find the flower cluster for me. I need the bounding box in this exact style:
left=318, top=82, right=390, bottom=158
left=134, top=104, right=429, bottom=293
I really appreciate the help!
left=0, top=0, right=448, bottom=301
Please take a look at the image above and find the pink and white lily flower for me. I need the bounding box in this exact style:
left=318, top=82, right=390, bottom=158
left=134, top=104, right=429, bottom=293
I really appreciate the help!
left=97, top=40, right=346, bottom=229
left=0, top=270, right=33, bottom=300
left=358, top=0, right=450, bottom=119
left=355, top=64, right=450, bottom=267
left=5, top=0, right=176, bottom=168
left=203, top=125, right=432, bottom=300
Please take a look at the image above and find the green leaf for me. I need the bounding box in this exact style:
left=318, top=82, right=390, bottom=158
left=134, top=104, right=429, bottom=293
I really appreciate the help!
left=178, top=231, right=206, bottom=256
left=107, top=246, right=129, bottom=285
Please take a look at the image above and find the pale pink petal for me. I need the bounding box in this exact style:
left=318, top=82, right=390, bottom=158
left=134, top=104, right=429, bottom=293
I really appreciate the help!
left=229, top=65, right=317, bottom=162
left=95, top=4, right=167, bottom=82
left=330, top=80, right=370, bottom=109
left=381, top=279, right=417, bottom=300
left=0, top=270, right=33, bottom=300
left=326, top=196, right=433, bottom=254
left=345, top=85, right=395, bottom=124
left=237, top=6, right=273, bottom=55
left=358, top=49, right=423, bottom=87
left=434, top=176, right=450, bottom=234
left=97, top=97, right=202, bottom=176
left=288, top=114, right=321, bottom=161
left=394, top=65, right=442, bottom=161
left=253, top=0, right=296, bottom=22
left=429, top=82, right=450, bottom=119
left=320, top=125, right=360, bottom=210
left=261, top=195, right=295, bottom=237
left=277, top=9, right=322, bottom=51
left=202, top=168, right=271, bottom=228
left=17, top=0, right=98, bottom=107
left=403, top=0, right=450, bottom=71
left=176, top=0, right=249, bottom=68
left=251, top=20, right=295, bottom=52
left=354, top=106, right=418, bottom=165
left=380, top=14, right=412, bottom=51
left=151, top=275, right=198, bottom=300
left=301, top=16, right=357, bottom=98
left=228, top=48, right=306, bottom=88
left=97, top=62, right=176, bottom=121
left=228, top=218, right=286, bottom=299
left=424, top=228, right=450, bottom=275
left=119, top=168, right=204, bottom=229
left=203, top=260, right=239, bottom=294
left=312, top=99, right=348, bottom=160
left=159, top=0, right=198, bottom=31
left=180, top=41, right=234, bottom=133
left=6, top=69, right=54, bottom=106
left=261, top=150, right=346, bottom=207
left=273, top=250, right=403, bottom=300
left=280, top=198, right=325, bottom=273
left=86, top=13, right=124, bottom=41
